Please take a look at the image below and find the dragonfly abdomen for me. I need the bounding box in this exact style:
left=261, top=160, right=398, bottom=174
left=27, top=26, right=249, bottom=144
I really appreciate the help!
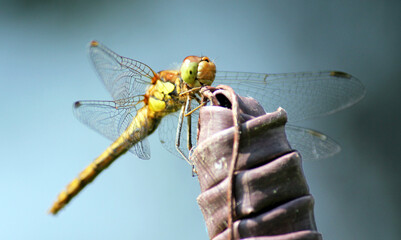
left=49, top=107, right=159, bottom=214
left=48, top=142, right=128, bottom=214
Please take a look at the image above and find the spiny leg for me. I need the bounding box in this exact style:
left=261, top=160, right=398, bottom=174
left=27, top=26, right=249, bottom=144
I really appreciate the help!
left=179, top=87, right=202, bottom=96
left=175, top=96, right=192, bottom=166
left=186, top=103, right=192, bottom=151
left=184, top=101, right=206, bottom=117
left=185, top=105, right=199, bottom=176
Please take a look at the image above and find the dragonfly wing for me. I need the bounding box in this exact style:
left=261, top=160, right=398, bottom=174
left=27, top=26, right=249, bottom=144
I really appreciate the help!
left=157, top=97, right=340, bottom=161
left=130, top=138, right=151, bottom=160
left=215, top=71, right=366, bottom=122
left=89, top=41, right=156, bottom=101
left=73, top=99, right=151, bottom=160
left=118, top=102, right=151, bottom=159
left=286, top=124, right=341, bottom=160
left=158, top=112, right=181, bottom=159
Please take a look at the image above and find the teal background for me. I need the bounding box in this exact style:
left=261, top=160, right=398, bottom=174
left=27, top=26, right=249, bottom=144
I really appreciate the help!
left=1, top=0, right=400, bottom=239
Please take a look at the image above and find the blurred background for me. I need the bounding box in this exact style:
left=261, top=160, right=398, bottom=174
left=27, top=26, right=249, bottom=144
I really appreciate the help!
left=0, top=0, right=400, bottom=239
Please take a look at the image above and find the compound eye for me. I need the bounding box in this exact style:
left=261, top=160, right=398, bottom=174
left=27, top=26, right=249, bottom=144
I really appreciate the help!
left=180, top=61, right=198, bottom=85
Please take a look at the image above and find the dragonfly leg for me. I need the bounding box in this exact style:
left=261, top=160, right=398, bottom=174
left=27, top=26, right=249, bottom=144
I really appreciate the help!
left=186, top=104, right=193, bottom=151
left=179, top=87, right=202, bottom=96
left=184, top=101, right=206, bottom=117
left=175, top=97, right=193, bottom=166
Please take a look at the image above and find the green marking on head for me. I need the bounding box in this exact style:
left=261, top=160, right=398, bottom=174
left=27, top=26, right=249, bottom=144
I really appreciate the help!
left=180, top=61, right=198, bottom=85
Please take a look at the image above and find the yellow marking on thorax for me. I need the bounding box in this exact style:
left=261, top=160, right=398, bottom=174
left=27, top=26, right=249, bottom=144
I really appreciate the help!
left=149, top=97, right=166, bottom=112
left=155, top=80, right=175, bottom=95
left=148, top=79, right=177, bottom=113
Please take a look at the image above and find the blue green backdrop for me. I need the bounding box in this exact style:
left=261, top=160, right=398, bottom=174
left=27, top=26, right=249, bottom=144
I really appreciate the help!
left=1, top=1, right=400, bottom=239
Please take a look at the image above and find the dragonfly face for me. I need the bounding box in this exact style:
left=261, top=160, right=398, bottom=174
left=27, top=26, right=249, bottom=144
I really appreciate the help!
left=146, top=56, right=216, bottom=117
left=180, top=56, right=216, bottom=88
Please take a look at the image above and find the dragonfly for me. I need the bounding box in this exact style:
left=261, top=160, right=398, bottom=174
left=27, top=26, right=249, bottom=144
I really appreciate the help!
left=48, top=41, right=365, bottom=215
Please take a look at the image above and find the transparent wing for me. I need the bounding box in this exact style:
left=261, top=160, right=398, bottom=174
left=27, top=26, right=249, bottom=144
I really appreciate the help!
left=215, top=71, right=366, bottom=122
left=158, top=100, right=199, bottom=163
left=286, top=125, right=341, bottom=160
left=89, top=41, right=156, bottom=101
left=73, top=98, right=151, bottom=160
left=158, top=102, right=340, bottom=162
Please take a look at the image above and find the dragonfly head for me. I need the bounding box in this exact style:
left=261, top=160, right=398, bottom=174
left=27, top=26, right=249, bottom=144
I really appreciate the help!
left=180, top=56, right=216, bottom=88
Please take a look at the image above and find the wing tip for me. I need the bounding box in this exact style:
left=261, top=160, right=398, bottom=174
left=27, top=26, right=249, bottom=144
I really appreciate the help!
left=306, top=129, right=327, bottom=140
left=73, top=101, right=82, bottom=108
left=90, top=40, right=99, bottom=47
left=330, top=71, right=366, bottom=104
left=330, top=71, right=352, bottom=79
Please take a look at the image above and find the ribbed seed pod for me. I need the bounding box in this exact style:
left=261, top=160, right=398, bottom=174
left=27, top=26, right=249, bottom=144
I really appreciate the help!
left=191, top=88, right=321, bottom=240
